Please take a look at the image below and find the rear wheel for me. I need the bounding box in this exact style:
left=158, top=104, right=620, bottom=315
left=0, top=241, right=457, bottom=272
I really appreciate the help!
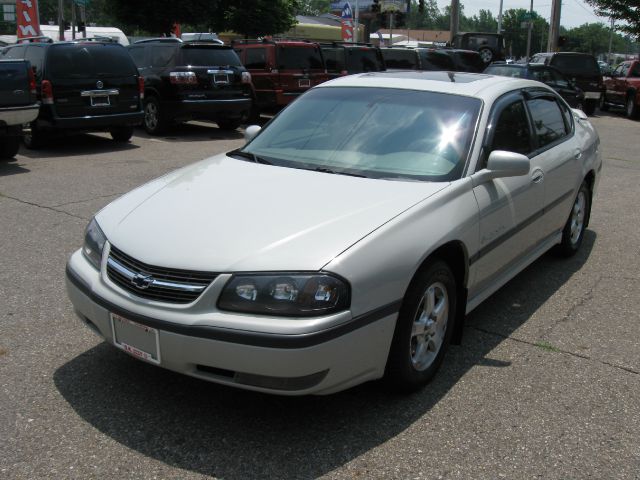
left=583, top=99, right=597, bottom=116
left=385, top=260, right=457, bottom=392
left=0, top=136, right=20, bottom=159
left=110, top=126, right=134, bottom=142
left=217, top=119, right=242, bottom=131
left=22, top=122, right=47, bottom=150
left=625, top=94, right=638, bottom=119
left=555, top=181, right=591, bottom=257
left=143, top=96, right=168, bottom=135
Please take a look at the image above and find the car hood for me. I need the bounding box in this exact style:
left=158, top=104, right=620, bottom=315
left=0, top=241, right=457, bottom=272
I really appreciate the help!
left=97, top=154, right=448, bottom=272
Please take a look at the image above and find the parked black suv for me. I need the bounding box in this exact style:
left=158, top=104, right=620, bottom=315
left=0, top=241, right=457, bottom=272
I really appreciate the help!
left=321, top=42, right=385, bottom=79
left=1, top=40, right=144, bottom=148
left=530, top=52, right=604, bottom=115
left=451, top=32, right=506, bottom=65
left=128, top=38, right=253, bottom=134
left=380, top=47, right=454, bottom=71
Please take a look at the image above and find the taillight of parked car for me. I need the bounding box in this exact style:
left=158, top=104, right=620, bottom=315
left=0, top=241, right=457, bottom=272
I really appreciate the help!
left=28, top=67, right=37, bottom=95
left=241, top=71, right=252, bottom=84
left=41, top=80, right=54, bottom=105
left=169, top=71, right=197, bottom=85
left=138, top=76, right=145, bottom=100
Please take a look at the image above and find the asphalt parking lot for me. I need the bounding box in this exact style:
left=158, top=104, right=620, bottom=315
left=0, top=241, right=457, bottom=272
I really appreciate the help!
left=1, top=113, right=639, bottom=479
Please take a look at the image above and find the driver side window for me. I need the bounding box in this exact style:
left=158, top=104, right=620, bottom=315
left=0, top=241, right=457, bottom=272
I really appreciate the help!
left=490, top=100, right=532, bottom=156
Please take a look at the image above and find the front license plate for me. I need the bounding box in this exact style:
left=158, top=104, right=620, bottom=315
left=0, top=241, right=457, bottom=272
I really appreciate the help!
left=91, top=95, right=110, bottom=106
left=298, top=79, right=310, bottom=88
left=110, top=313, right=160, bottom=364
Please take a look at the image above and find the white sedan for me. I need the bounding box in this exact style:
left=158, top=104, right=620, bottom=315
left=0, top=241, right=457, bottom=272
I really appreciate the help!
left=66, top=71, right=601, bottom=395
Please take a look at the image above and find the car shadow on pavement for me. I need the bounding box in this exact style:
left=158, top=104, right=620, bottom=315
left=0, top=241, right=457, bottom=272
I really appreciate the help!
left=18, top=133, right=140, bottom=159
left=54, top=231, right=596, bottom=479
left=135, top=122, right=245, bottom=143
left=0, top=159, right=30, bottom=177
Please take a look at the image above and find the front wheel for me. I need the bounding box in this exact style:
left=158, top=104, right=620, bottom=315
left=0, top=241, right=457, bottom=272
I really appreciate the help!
left=385, top=260, right=457, bottom=392
left=110, top=126, right=134, bottom=142
left=0, top=136, right=20, bottom=159
left=626, top=94, right=638, bottom=119
left=555, top=181, right=591, bottom=257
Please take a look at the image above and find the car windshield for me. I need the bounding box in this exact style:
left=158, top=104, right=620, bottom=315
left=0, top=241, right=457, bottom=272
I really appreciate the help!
left=179, top=47, right=241, bottom=66
left=242, top=87, right=481, bottom=182
left=552, top=55, right=599, bottom=76
left=47, top=44, right=137, bottom=78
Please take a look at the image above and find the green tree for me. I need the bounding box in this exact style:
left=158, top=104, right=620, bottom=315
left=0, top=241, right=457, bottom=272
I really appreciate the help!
left=296, top=0, right=331, bottom=15
left=501, top=8, right=549, bottom=58
left=406, top=0, right=441, bottom=29
left=225, top=0, right=299, bottom=37
left=467, top=9, right=498, bottom=33
left=585, top=0, right=640, bottom=38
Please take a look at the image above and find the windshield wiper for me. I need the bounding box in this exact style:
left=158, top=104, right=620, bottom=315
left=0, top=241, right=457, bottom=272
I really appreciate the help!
left=313, top=167, right=367, bottom=178
left=229, top=150, right=272, bottom=165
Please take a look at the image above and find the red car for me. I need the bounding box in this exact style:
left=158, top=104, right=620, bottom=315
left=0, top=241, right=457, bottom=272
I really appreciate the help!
left=601, top=60, right=640, bottom=119
left=233, top=39, right=328, bottom=112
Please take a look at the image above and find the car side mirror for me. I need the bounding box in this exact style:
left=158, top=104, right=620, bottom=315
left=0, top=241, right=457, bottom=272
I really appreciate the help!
left=471, top=150, right=530, bottom=185
left=244, top=124, right=261, bottom=143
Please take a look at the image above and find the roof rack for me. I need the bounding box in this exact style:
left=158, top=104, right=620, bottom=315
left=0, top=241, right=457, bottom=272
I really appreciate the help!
left=134, top=37, right=182, bottom=44
left=68, top=36, right=117, bottom=43
left=320, top=41, right=374, bottom=47
left=182, top=39, right=224, bottom=45
left=16, top=36, right=53, bottom=44
left=231, top=38, right=317, bottom=45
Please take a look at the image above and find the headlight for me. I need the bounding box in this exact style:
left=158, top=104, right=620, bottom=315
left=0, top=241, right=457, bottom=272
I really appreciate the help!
left=82, top=218, right=106, bottom=270
left=218, top=274, right=350, bottom=317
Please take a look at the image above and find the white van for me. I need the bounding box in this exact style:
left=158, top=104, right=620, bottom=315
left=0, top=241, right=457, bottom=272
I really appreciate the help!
left=37, top=25, right=129, bottom=45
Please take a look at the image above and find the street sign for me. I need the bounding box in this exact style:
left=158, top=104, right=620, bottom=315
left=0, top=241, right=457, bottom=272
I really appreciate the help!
left=341, top=2, right=354, bottom=42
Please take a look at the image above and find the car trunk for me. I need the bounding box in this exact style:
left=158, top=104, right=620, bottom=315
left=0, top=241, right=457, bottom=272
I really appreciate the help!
left=276, top=45, right=326, bottom=94
left=173, top=45, right=249, bottom=101
left=45, top=43, right=140, bottom=118
left=0, top=61, right=32, bottom=107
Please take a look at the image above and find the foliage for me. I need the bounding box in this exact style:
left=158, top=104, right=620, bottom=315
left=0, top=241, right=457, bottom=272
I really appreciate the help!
left=564, top=22, right=627, bottom=55
left=296, top=0, right=331, bottom=16
left=224, top=0, right=299, bottom=37
left=584, top=0, right=640, bottom=38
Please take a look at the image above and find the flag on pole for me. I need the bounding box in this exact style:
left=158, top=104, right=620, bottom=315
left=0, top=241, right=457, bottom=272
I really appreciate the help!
left=341, top=2, right=354, bottom=43
left=16, top=0, right=42, bottom=39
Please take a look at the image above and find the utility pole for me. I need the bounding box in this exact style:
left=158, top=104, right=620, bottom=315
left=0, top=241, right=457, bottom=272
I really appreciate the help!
left=450, top=0, right=460, bottom=40
left=525, top=0, right=533, bottom=59
left=71, top=0, right=76, bottom=39
left=497, top=0, right=504, bottom=33
left=58, top=0, right=64, bottom=40
left=547, top=0, right=562, bottom=51
left=354, top=0, right=359, bottom=42
left=607, top=17, right=614, bottom=64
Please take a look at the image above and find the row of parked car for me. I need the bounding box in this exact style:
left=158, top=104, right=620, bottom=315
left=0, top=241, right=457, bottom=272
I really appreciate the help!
left=0, top=35, right=637, bottom=157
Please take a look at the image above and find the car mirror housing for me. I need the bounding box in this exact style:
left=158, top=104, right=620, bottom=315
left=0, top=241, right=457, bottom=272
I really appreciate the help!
left=485, top=150, right=530, bottom=178
left=244, top=124, right=261, bottom=143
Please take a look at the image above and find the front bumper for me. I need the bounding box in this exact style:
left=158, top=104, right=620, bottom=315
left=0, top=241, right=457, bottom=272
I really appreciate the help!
left=0, top=103, right=39, bottom=126
left=65, top=249, right=396, bottom=395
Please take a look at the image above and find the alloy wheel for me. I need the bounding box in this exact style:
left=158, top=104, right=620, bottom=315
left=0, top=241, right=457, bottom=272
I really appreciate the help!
left=410, top=282, right=449, bottom=371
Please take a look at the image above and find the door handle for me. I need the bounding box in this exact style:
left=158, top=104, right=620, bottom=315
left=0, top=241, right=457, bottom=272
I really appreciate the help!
left=575, top=149, right=583, bottom=160
left=531, top=168, right=544, bottom=183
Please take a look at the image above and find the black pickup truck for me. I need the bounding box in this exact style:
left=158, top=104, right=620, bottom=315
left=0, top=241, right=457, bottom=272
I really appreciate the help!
left=0, top=59, right=39, bottom=159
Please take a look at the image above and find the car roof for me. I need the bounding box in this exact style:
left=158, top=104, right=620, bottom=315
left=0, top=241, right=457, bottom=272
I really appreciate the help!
left=318, top=71, right=549, bottom=101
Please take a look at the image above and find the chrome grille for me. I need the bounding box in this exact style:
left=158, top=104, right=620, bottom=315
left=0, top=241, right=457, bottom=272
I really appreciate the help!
left=106, top=245, right=218, bottom=304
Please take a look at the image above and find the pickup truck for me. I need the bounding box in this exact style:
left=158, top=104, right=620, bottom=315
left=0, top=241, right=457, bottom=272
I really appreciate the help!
left=601, top=60, right=640, bottom=119
left=0, top=59, right=39, bottom=159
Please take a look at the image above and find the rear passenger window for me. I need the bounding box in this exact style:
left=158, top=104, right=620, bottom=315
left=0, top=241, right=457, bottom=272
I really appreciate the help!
left=129, top=46, right=146, bottom=68
left=491, top=100, right=532, bottom=155
left=150, top=46, right=175, bottom=68
left=245, top=48, right=267, bottom=69
left=25, top=46, right=45, bottom=79
left=526, top=96, right=568, bottom=148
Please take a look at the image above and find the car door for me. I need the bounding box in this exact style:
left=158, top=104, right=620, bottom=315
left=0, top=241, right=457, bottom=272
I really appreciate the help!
left=470, top=91, right=544, bottom=297
left=523, top=89, right=581, bottom=238
left=612, top=63, right=629, bottom=106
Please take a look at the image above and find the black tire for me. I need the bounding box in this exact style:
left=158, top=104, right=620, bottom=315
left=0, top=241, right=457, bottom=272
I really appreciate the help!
left=22, top=122, right=47, bottom=150
left=110, top=126, right=134, bottom=142
left=217, top=119, right=242, bottom=131
left=385, top=260, right=457, bottom=392
left=599, top=93, right=609, bottom=112
left=583, top=99, right=597, bottom=116
left=478, top=47, right=493, bottom=64
left=625, top=94, right=638, bottom=119
left=555, top=181, right=591, bottom=257
left=0, top=136, right=20, bottom=159
left=143, top=96, right=168, bottom=135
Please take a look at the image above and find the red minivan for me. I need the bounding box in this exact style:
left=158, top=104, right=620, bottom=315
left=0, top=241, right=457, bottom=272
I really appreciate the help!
left=233, top=39, right=328, bottom=112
